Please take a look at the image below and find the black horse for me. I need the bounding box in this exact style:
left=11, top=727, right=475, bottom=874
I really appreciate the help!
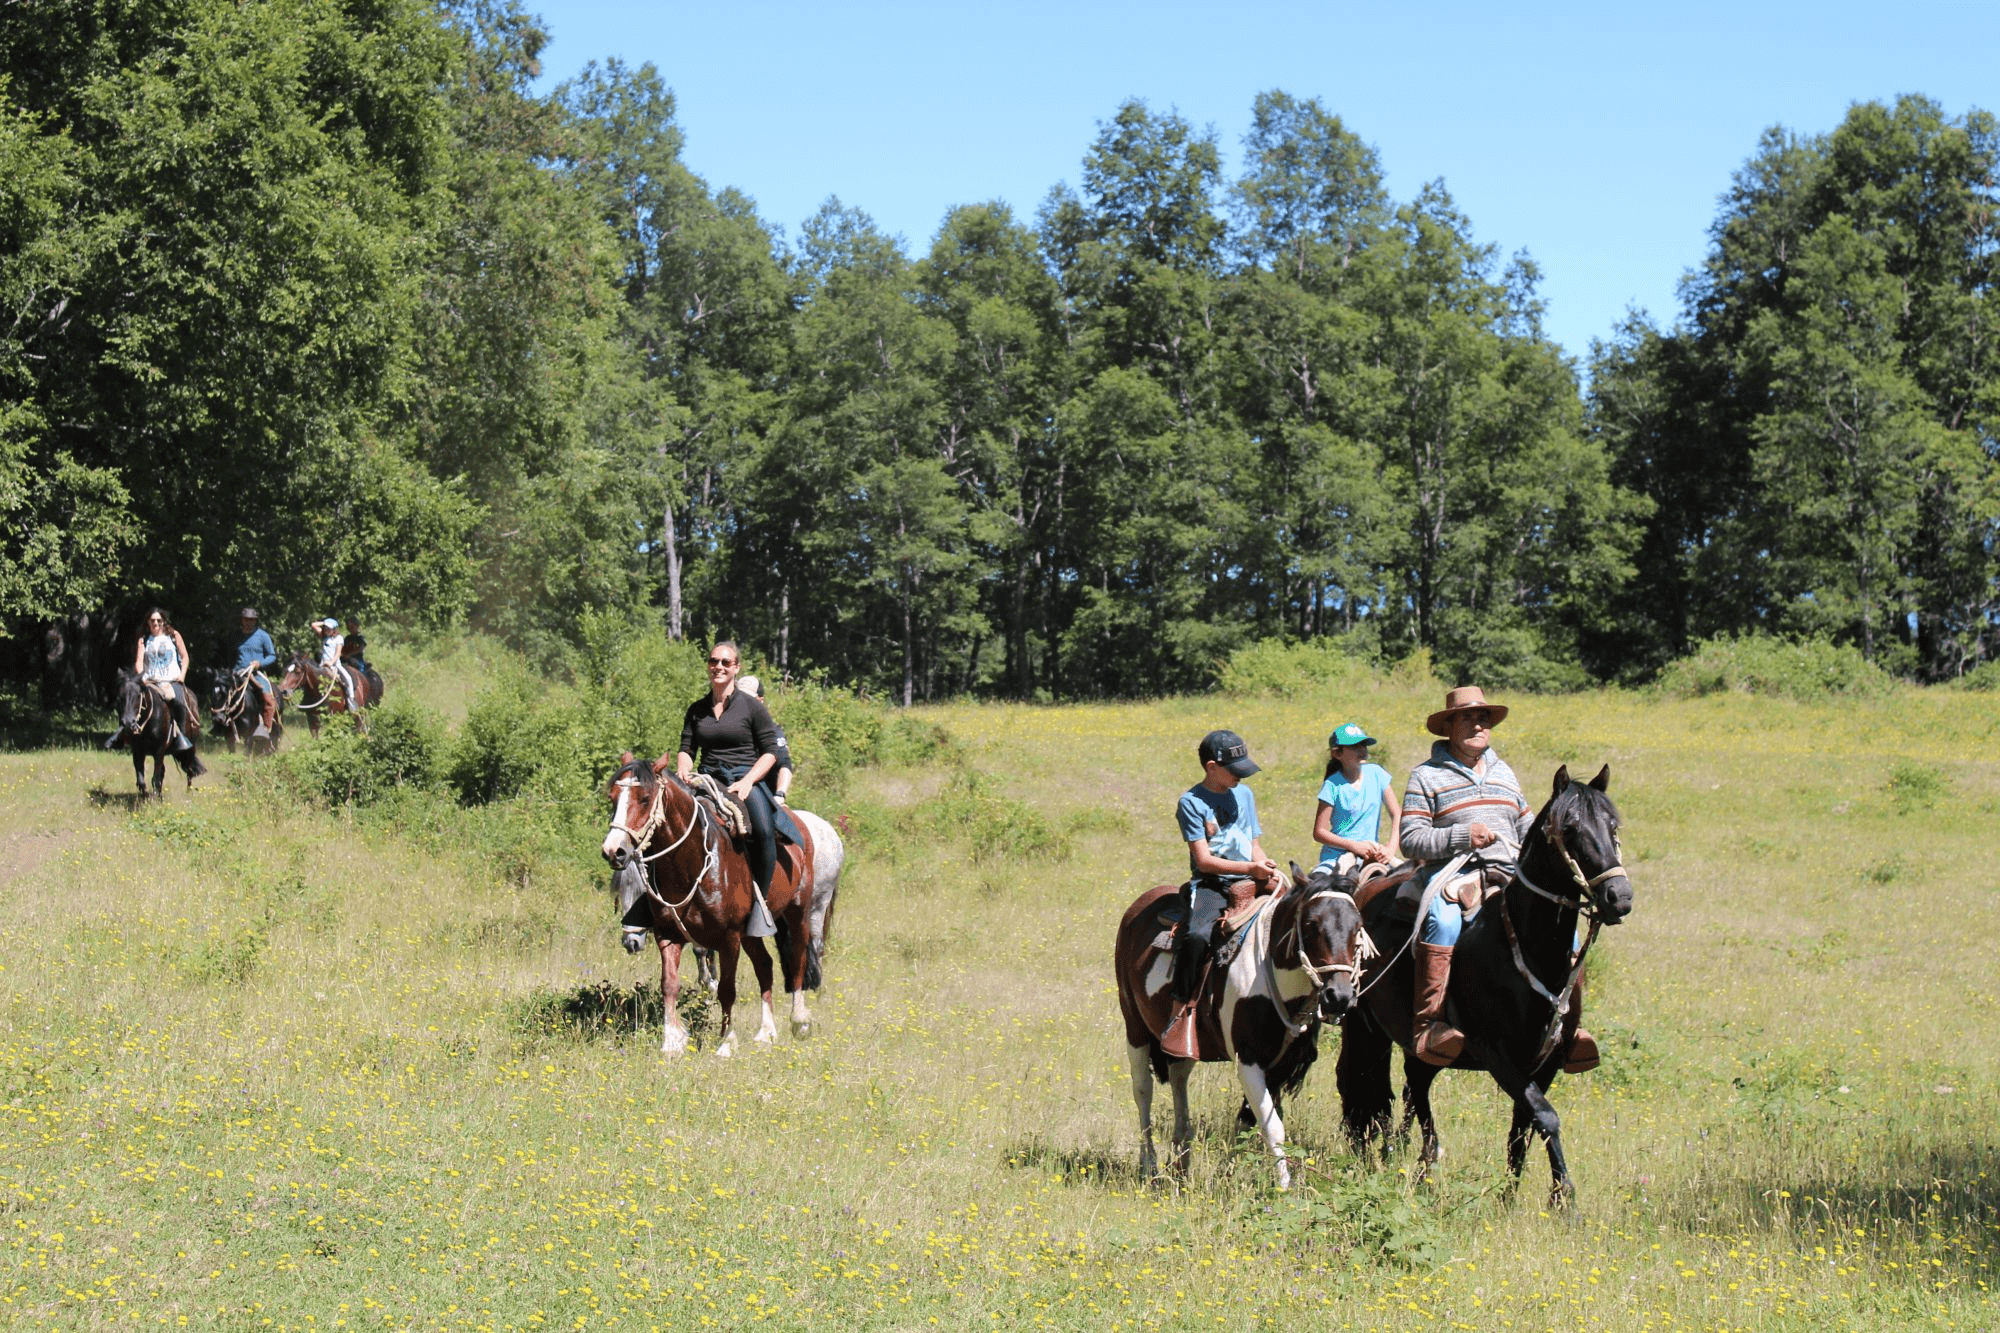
left=202, top=665, right=283, bottom=754
left=1336, top=765, right=1633, bottom=1206
left=116, top=670, right=205, bottom=798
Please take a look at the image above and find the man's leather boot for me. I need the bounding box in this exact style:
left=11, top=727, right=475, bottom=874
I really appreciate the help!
left=1412, top=942, right=1464, bottom=1066
left=1563, top=1028, right=1600, bottom=1074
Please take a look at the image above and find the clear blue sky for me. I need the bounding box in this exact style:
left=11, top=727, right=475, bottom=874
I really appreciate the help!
left=530, top=1, right=1996, bottom=365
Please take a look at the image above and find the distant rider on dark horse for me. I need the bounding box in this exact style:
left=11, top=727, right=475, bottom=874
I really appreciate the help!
left=677, top=643, right=797, bottom=938
left=1162, top=730, right=1280, bottom=1053
left=107, top=608, right=206, bottom=776
left=1401, top=685, right=1595, bottom=1070
left=231, top=606, right=279, bottom=739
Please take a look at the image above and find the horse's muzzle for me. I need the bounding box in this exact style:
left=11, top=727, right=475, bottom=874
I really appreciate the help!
left=1597, top=875, right=1634, bottom=924
left=1317, top=980, right=1355, bottom=1024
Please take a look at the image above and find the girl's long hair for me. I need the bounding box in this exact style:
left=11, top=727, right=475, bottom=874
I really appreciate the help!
left=1323, top=747, right=1343, bottom=781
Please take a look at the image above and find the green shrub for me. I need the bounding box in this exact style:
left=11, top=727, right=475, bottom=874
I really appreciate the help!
left=277, top=699, right=447, bottom=807
left=770, top=676, right=884, bottom=790
left=1956, top=660, right=2000, bottom=692
left=1218, top=638, right=1373, bottom=697
left=1654, top=633, right=1895, bottom=700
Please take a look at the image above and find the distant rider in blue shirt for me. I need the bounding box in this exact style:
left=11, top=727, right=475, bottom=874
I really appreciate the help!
left=231, top=607, right=278, bottom=739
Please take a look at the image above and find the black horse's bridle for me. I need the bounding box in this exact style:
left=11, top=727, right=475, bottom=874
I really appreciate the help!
left=1501, top=814, right=1628, bottom=1068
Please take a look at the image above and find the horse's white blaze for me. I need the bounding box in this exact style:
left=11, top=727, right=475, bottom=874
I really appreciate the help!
left=1237, top=1063, right=1291, bottom=1190
left=1128, top=1044, right=1159, bottom=1177
left=602, top=783, right=637, bottom=861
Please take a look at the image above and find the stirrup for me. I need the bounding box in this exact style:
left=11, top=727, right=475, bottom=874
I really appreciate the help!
left=1159, top=1000, right=1199, bottom=1060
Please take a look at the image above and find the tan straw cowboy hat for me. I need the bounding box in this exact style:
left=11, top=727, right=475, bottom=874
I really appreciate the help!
left=1426, top=685, right=1509, bottom=737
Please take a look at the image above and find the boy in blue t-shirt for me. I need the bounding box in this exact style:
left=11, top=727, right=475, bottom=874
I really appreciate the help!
left=1171, top=729, right=1279, bottom=1007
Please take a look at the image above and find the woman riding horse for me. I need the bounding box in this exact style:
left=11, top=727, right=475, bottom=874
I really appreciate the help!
left=676, top=641, right=794, bottom=935
left=107, top=609, right=206, bottom=777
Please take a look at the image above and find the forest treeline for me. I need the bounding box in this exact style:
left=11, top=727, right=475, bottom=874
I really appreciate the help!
left=2, top=0, right=1996, bottom=701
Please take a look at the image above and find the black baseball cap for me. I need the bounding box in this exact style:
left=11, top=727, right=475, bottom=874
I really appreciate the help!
left=1198, top=729, right=1260, bottom=778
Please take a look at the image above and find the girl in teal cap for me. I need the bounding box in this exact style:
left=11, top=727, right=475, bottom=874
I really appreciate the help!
left=1312, top=722, right=1401, bottom=870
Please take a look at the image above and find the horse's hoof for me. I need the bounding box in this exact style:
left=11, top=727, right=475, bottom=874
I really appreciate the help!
left=791, top=1019, right=812, bottom=1039
left=714, top=1039, right=735, bottom=1058
left=753, top=1028, right=777, bottom=1046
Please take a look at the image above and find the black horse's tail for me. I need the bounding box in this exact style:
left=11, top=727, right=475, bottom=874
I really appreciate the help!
left=1336, top=1006, right=1396, bottom=1152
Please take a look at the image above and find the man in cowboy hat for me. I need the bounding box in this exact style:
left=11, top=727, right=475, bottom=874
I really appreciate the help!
left=1399, top=685, right=1534, bottom=1065
left=231, top=607, right=279, bottom=739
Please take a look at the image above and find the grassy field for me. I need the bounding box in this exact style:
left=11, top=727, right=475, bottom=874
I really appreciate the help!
left=0, top=666, right=1995, bottom=1330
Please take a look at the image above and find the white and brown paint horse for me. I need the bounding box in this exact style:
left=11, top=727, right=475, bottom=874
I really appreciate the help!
left=277, top=651, right=373, bottom=738
left=602, top=754, right=843, bottom=1057
left=1115, top=862, right=1369, bottom=1189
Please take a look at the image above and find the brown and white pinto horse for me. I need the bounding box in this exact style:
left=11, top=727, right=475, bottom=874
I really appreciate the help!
left=277, top=652, right=373, bottom=737
left=602, top=754, right=843, bottom=1057
left=1115, top=861, right=1369, bottom=1189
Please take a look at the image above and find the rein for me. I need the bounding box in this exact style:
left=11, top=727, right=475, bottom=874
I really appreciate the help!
left=1499, top=823, right=1624, bottom=1069
left=613, top=774, right=721, bottom=938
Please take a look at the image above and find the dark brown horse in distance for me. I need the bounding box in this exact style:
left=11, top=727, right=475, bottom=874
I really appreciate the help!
left=1336, top=765, right=1633, bottom=1207
left=1115, top=862, right=1369, bottom=1189
left=602, top=754, right=842, bottom=1056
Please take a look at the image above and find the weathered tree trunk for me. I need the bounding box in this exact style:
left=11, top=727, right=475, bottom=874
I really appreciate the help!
left=662, top=494, right=683, bottom=641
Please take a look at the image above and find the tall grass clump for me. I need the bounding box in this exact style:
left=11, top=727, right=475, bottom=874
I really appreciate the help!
left=1956, top=660, right=2000, bottom=692
left=1654, top=632, right=1896, bottom=699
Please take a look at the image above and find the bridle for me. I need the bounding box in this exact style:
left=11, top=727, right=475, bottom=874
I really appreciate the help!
left=1270, top=882, right=1377, bottom=1032
left=608, top=771, right=720, bottom=940
left=1501, top=808, right=1628, bottom=1068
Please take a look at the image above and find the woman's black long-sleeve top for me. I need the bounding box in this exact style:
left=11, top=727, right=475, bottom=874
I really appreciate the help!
left=678, top=689, right=779, bottom=776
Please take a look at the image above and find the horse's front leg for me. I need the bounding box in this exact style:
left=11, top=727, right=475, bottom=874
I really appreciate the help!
left=1488, top=1055, right=1571, bottom=1207
left=1167, top=1059, right=1195, bottom=1179
left=713, top=935, right=744, bottom=1057
left=742, top=935, right=778, bottom=1045
left=656, top=940, right=689, bottom=1056
left=1236, top=1061, right=1292, bottom=1191
left=132, top=752, right=146, bottom=797
left=1128, top=1044, right=1160, bottom=1180
left=1402, top=1056, right=1443, bottom=1184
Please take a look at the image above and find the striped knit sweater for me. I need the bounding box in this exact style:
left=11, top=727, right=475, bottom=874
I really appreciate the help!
left=1399, top=740, right=1534, bottom=867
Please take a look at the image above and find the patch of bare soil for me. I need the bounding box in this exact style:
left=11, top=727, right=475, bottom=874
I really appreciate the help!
left=0, top=832, right=67, bottom=888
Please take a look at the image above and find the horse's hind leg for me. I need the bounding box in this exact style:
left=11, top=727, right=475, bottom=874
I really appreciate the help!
left=783, top=899, right=812, bottom=1038
left=713, top=936, right=743, bottom=1057
left=1166, top=1059, right=1195, bottom=1179
left=1128, top=1043, right=1160, bottom=1180
left=743, top=936, right=779, bottom=1046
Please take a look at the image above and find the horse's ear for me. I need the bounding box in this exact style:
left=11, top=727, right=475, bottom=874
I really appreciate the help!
left=1551, top=765, right=1572, bottom=799
left=1288, top=860, right=1307, bottom=888
left=1589, top=764, right=1610, bottom=793
left=652, top=753, right=673, bottom=775
left=620, top=750, right=634, bottom=766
